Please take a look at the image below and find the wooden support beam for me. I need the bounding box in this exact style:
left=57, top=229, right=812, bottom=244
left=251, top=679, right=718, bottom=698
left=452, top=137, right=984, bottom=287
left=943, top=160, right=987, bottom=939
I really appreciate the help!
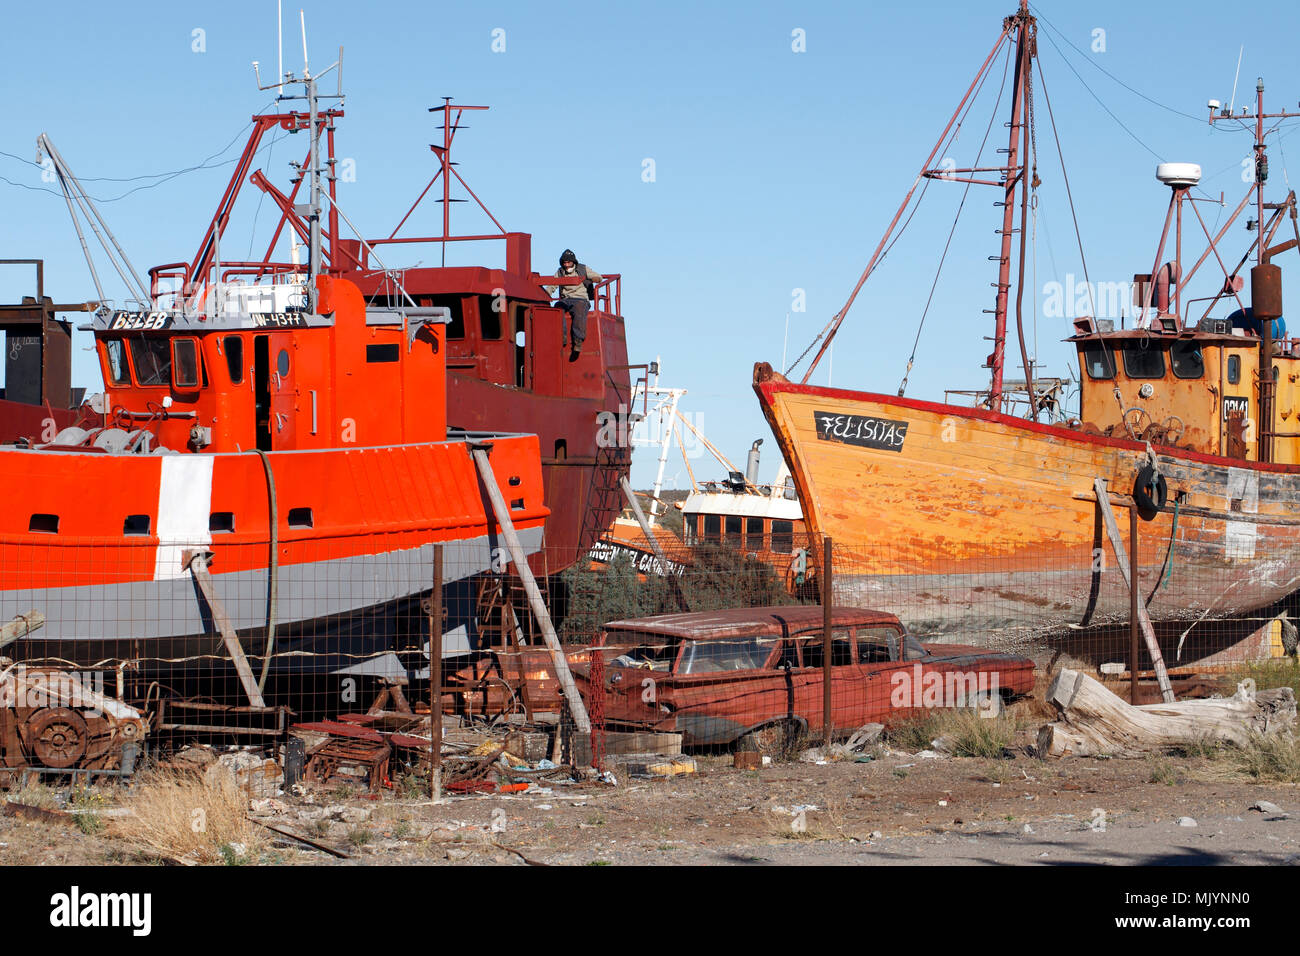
left=0, top=610, right=44, bottom=652
left=471, top=447, right=590, bottom=735
left=1093, top=479, right=1175, bottom=703
left=187, top=551, right=266, bottom=709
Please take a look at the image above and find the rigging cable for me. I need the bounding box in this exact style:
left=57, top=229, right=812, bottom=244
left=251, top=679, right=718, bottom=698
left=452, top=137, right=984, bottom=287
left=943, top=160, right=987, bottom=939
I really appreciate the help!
left=1036, top=26, right=1165, bottom=164
left=1029, top=7, right=1203, bottom=124
left=898, top=42, right=1013, bottom=396
left=0, top=101, right=277, bottom=203
left=1036, top=53, right=1120, bottom=385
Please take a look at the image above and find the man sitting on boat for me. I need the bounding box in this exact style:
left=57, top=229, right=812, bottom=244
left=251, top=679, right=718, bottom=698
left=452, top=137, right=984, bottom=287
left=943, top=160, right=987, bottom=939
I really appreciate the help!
left=548, top=249, right=602, bottom=362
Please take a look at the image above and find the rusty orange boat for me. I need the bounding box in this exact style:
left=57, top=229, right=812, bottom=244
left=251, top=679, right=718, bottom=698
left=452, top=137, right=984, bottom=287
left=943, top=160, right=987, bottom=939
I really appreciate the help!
left=756, top=2, right=1300, bottom=664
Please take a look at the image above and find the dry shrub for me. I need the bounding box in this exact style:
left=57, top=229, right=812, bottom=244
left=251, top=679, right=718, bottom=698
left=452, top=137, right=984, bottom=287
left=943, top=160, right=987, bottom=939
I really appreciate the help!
left=1225, top=733, right=1300, bottom=783
left=887, top=708, right=1021, bottom=758
left=117, top=768, right=266, bottom=864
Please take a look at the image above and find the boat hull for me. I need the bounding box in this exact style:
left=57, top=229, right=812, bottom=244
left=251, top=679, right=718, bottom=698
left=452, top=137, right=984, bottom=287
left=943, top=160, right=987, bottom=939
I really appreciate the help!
left=754, top=365, right=1300, bottom=660
left=0, top=437, right=548, bottom=675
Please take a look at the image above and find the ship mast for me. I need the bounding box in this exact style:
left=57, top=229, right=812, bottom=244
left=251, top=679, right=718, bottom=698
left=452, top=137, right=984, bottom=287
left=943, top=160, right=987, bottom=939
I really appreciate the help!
left=1208, top=79, right=1300, bottom=463
left=798, top=1, right=1037, bottom=414
left=252, top=20, right=342, bottom=314
left=988, top=1, right=1035, bottom=411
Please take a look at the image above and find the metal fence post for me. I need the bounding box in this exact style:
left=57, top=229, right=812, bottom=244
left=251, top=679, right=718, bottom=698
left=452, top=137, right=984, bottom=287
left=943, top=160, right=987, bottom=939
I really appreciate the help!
left=1129, top=507, right=1139, bottom=705
left=429, top=544, right=444, bottom=800
left=823, top=536, right=833, bottom=748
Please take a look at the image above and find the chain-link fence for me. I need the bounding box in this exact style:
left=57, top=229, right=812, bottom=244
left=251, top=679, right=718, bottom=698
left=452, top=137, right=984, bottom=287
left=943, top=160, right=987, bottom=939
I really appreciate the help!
left=3, top=517, right=1292, bottom=792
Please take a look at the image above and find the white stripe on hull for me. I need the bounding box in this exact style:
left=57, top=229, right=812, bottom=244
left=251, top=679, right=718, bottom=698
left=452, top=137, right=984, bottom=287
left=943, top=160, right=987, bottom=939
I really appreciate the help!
left=153, top=455, right=214, bottom=580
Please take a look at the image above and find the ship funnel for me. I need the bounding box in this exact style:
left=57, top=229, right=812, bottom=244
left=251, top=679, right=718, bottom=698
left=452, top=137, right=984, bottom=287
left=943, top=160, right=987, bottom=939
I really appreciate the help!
left=1156, top=163, right=1201, bottom=187
left=746, top=439, right=763, bottom=485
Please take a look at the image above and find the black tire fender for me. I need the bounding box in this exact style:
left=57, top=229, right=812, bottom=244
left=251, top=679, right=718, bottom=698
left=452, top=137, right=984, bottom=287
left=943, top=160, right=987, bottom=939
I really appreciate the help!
left=1133, top=463, right=1168, bottom=520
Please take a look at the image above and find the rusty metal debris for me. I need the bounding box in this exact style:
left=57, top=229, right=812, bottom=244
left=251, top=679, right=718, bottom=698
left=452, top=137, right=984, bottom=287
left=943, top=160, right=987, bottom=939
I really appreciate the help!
left=3, top=800, right=74, bottom=826
left=0, top=659, right=147, bottom=777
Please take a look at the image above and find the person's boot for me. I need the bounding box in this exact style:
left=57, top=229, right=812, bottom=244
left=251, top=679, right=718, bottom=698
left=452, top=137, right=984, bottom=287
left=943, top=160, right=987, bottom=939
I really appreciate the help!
left=568, top=346, right=581, bottom=362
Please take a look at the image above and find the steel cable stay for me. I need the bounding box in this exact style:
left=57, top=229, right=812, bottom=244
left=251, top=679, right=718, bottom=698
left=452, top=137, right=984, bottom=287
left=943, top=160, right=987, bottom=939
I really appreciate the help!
left=788, top=19, right=1017, bottom=383
left=1029, top=6, right=1204, bottom=124
left=898, top=43, right=1013, bottom=397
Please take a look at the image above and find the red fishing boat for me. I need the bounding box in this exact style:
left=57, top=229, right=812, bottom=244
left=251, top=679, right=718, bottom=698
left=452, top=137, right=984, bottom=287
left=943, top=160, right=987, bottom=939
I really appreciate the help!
left=147, top=98, right=634, bottom=582
left=0, top=62, right=549, bottom=690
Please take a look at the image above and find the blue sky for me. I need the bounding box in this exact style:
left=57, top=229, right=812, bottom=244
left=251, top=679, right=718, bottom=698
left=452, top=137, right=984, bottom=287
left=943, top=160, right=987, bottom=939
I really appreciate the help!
left=4, top=0, right=1300, bottom=488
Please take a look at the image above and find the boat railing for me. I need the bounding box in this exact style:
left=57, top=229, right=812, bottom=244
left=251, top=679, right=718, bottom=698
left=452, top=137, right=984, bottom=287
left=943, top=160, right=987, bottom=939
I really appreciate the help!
left=533, top=272, right=622, bottom=317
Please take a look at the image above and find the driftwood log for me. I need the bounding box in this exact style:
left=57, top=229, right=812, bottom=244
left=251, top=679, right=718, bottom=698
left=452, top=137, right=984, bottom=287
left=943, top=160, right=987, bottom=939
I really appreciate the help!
left=1037, top=669, right=1296, bottom=758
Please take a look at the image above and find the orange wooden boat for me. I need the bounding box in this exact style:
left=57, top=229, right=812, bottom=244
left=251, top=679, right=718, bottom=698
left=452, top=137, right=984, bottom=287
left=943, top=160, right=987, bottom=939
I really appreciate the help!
left=755, top=3, right=1300, bottom=664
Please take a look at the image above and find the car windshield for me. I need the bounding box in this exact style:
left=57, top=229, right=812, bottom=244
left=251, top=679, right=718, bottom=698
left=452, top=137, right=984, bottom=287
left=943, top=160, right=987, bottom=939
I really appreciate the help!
left=678, top=637, right=777, bottom=674
left=604, top=631, right=678, bottom=672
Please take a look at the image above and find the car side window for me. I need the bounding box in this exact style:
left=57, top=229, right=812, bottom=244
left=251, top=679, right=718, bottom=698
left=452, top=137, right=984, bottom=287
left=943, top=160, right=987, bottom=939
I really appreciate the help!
left=856, top=626, right=898, bottom=663
left=799, top=631, right=853, bottom=668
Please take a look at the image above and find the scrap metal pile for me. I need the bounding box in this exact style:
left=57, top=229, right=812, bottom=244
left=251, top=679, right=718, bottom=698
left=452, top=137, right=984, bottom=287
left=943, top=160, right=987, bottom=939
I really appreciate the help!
left=0, top=658, right=147, bottom=779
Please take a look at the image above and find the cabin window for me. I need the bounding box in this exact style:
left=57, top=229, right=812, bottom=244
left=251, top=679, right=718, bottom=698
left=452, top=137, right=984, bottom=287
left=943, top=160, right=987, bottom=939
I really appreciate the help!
left=746, top=517, right=765, bottom=551
left=171, top=339, right=199, bottom=389
left=209, top=512, right=235, bottom=533
left=702, top=514, right=720, bottom=544
left=1122, top=345, right=1165, bottom=379
left=1228, top=355, right=1241, bottom=384
left=277, top=349, right=290, bottom=377
left=684, top=516, right=697, bottom=546
left=366, top=343, right=399, bottom=363
left=479, top=295, right=503, bottom=340
left=224, top=335, right=244, bottom=384
left=771, top=519, right=794, bottom=554
left=724, top=515, right=742, bottom=545
left=105, top=339, right=130, bottom=385
left=123, top=515, right=150, bottom=536
left=1081, top=345, right=1116, bottom=380
left=128, top=338, right=171, bottom=387
left=1171, top=341, right=1204, bottom=379
left=423, top=295, right=465, bottom=339
left=287, top=507, right=314, bottom=529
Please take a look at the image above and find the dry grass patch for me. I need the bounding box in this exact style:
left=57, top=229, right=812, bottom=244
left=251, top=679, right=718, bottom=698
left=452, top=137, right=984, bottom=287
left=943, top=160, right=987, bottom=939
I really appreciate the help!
left=1223, top=733, right=1300, bottom=783
left=7, top=778, right=58, bottom=810
left=887, top=708, right=1022, bottom=759
left=117, top=768, right=267, bottom=865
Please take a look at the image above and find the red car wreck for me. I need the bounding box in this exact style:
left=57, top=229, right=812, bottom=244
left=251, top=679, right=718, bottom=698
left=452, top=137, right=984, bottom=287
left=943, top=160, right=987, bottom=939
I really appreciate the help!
left=575, top=606, right=1035, bottom=749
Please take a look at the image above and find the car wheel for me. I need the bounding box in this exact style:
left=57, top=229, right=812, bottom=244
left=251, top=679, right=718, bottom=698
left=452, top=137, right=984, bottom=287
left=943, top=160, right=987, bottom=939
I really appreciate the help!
left=967, top=690, right=1004, bottom=718
left=739, top=719, right=802, bottom=759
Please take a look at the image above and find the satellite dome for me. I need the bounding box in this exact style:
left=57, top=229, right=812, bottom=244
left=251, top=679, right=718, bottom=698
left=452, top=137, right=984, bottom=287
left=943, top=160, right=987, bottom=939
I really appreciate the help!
left=1156, top=163, right=1202, bottom=186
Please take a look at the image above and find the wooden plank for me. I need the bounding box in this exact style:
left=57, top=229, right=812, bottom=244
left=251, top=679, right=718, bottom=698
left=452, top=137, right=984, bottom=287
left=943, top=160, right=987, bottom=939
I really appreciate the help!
left=0, top=610, right=44, bottom=651
left=470, top=446, right=591, bottom=736
left=188, top=552, right=266, bottom=709
left=1093, top=479, right=1175, bottom=703
left=602, top=731, right=683, bottom=756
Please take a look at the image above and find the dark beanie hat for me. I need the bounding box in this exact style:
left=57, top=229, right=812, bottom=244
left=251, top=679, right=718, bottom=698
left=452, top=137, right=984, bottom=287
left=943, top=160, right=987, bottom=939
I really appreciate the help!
left=560, top=249, right=576, bottom=263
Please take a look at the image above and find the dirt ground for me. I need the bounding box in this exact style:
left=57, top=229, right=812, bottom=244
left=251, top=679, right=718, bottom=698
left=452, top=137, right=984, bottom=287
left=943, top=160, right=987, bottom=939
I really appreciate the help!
left=2, top=746, right=1295, bottom=867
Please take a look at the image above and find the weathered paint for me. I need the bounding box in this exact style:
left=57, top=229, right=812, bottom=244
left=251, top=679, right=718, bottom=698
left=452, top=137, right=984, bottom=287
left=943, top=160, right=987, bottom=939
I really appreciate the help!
left=754, top=363, right=1300, bottom=656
